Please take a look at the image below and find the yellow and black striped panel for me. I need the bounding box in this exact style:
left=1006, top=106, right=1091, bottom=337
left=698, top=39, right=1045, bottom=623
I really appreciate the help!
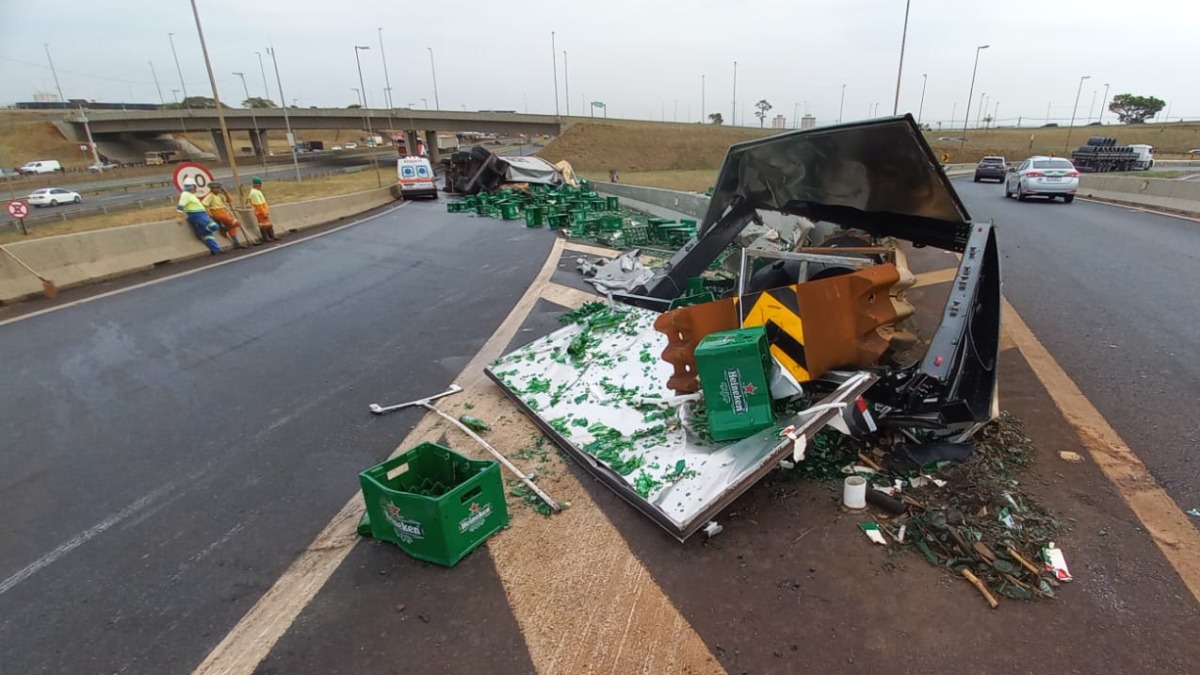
left=735, top=286, right=811, bottom=382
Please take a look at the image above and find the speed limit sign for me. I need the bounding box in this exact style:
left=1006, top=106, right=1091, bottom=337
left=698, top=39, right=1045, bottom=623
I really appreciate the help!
left=172, top=162, right=215, bottom=197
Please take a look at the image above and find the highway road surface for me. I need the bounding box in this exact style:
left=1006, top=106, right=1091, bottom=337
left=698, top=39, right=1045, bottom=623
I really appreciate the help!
left=1, top=179, right=1199, bottom=673
left=954, top=177, right=1200, bottom=513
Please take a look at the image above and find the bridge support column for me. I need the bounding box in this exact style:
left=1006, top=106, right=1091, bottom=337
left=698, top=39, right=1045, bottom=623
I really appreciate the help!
left=209, top=129, right=230, bottom=163
left=404, top=130, right=420, bottom=157
left=424, top=130, right=440, bottom=165
left=250, top=129, right=268, bottom=158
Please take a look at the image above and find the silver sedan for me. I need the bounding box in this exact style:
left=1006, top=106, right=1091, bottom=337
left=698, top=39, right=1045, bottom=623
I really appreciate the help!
left=1005, top=157, right=1080, bottom=203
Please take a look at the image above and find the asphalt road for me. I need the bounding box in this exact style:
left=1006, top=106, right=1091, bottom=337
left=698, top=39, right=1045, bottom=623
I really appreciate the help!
left=0, top=197, right=554, bottom=673
left=953, top=177, right=1200, bottom=515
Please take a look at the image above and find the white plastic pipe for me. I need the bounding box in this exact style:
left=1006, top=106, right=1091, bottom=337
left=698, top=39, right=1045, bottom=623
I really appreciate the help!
left=843, top=476, right=868, bottom=510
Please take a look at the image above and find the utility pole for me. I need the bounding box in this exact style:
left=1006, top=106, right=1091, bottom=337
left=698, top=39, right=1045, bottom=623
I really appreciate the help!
left=977, top=93, right=986, bottom=129
left=266, top=46, right=301, bottom=181
left=44, top=44, right=65, bottom=104
left=169, top=32, right=189, bottom=101
left=551, top=32, right=559, bottom=118
left=149, top=61, right=165, bottom=105
left=1064, top=75, right=1090, bottom=152
left=1046, top=101, right=1052, bottom=124
left=917, top=73, right=927, bottom=124
left=839, top=84, right=846, bottom=124
left=701, top=74, right=705, bottom=123
left=993, top=100, right=1000, bottom=128
left=892, top=0, right=911, bottom=115
left=189, top=0, right=242, bottom=208
left=732, top=60, right=738, bottom=126
left=960, top=44, right=988, bottom=148
left=1099, top=83, right=1110, bottom=124
left=1087, top=89, right=1097, bottom=123
left=564, top=50, right=570, bottom=116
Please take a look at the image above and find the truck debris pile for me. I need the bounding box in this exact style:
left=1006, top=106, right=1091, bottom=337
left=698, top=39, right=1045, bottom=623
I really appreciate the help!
left=485, top=116, right=1005, bottom=541
left=1071, top=136, right=1154, bottom=172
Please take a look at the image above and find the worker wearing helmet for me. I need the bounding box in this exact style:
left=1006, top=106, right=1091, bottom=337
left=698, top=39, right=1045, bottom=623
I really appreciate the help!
left=247, top=176, right=279, bottom=242
left=176, top=182, right=223, bottom=254
left=201, top=181, right=246, bottom=248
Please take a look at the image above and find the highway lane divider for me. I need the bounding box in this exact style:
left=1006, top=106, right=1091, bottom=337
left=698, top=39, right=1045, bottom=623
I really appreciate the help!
left=0, top=184, right=400, bottom=304
left=1078, top=174, right=1200, bottom=217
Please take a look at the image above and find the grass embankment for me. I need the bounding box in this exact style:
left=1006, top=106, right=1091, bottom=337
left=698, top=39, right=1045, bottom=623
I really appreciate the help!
left=926, top=124, right=1200, bottom=163
left=0, top=170, right=387, bottom=245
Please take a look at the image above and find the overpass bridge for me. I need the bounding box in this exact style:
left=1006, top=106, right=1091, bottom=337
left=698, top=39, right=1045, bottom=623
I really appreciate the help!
left=59, top=108, right=569, bottom=162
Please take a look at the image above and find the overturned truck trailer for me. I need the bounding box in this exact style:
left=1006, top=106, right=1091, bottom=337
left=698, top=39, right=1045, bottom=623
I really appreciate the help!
left=443, top=146, right=564, bottom=194
left=487, top=116, right=1001, bottom=540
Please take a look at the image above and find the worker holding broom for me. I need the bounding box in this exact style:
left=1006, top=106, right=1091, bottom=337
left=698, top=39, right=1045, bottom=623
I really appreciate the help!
left=201, top=181, right=247, bottom=248
left=176, top=182, right=223, bottom=255
left=248, top=176, right=280, bottom=242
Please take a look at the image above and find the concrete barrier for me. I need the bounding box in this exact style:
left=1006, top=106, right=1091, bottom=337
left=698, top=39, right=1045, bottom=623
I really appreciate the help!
left=0, top=249, right=47, bottom=303
left=0, top=184, right=399, bottom=304
left=1078, top=175, right=1200, bottom=215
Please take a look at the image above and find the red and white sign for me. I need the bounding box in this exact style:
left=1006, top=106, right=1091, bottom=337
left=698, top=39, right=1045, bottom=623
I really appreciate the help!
left=172, top=162, right=216, bottom=197
left=7, top=199, right=29, bottom=220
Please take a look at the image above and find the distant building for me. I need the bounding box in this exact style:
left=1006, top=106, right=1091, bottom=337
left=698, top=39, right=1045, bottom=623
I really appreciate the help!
left=800, top=115, right=816, bottom=129
left=771, top=114, right=787, bottom=129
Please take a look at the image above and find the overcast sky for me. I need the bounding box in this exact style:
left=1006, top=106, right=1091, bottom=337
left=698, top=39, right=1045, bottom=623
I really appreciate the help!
left=1, top=0, right=1196, bottom=128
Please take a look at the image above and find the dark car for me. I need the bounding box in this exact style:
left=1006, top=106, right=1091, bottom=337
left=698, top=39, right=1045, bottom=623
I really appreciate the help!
left=974, top=156, right=1007, bottom=182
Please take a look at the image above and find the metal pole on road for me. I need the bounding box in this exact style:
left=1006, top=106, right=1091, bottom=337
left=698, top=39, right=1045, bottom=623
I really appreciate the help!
left=701, top=74, right=705, bottom=124
left=149, top=61, right=165, bottom=105
left=977, top=93, right=986, bottom=129
left=266, top=46, right=301, bottom=182
left=960, top=44, right=988, bottom=148
left=839, top=84, right=845, bottom=124
left=1088, top=88, right=1097, bottom=123
left=1064, top=74, right=1090, bottom=153
left=917, top=73, right=927, bottom=125
left=892, top=0, right=911, bottom=115
left=353, top=45, right=382, bottom=188
left=551, top=32, right=559, bottom=119
left=427, top=47, right=440, bottom=111
left=189, top=0, right=242, bottom=207
left=169, top=32, right=189, bottom=101
left=993, top=100, right=1000, bottom=128
left=1099, top=83, right=1110, bottom=124
left=564, top=50, right=570, bottom=116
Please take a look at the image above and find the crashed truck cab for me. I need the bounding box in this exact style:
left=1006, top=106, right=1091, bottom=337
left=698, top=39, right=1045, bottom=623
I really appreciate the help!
left=488, top=116, right=1001, bottom=540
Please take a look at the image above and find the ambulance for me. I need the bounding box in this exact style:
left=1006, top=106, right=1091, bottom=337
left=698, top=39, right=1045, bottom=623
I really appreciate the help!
left=396, top=155, right=438, bottom=199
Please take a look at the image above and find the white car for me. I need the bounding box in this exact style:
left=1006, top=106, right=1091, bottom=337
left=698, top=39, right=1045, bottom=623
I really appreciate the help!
left=344, top=142, right=358, bottom=149
left=1005, top=156, right=1080, bottom=203
left=28, top=187, right=82, bottom=207
left=331, top=145, right=343, bottom=151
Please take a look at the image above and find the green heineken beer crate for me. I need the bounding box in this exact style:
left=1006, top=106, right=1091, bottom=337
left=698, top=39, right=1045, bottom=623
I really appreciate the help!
left=359, top=442, right=509, bottom=567
left=694, top=326, right=774, bottom=442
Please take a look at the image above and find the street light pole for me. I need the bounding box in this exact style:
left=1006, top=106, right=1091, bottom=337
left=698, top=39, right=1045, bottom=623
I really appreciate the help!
left=266, top=46, right=301, bottom=181
left=149, top=61, right=165, bottom=105
left=564, top=50, right=570, bottom=116
left=892, top=0, right=911, bottom=115
left=426, top=47, right=440, bottom=111
left=233, top=71, right=265, bottom=170
left=701, top=74, right=705, bottom=123
left=255, top=52, right=270, bottom=100
left=378, top=28, right=394, bottom=109
left=993, top=100, right=1000, bottom=128
left=977, top=93, right=986, bottom=129
left=1099, top=83, right=1110, bottom=124
left=1087, top=89, right=1097, bottom=123
left=1064, top=74, right=1090, bottom=152
left=169, top=32, right=189, bottom=101
left=917, top=73, right=928, bottom=124
left=960, top=44, right=989, bottom=148
left=839, top=84, right=846, bottom=124
left=732, top=60, right=738, bottom=126
left=550, top=32, right=559, bottom=118
left=188, top=0, right=242, bottom=209
left=354, top=45, right=370, bottom=109
left=44, top=44, right=66, bottom=105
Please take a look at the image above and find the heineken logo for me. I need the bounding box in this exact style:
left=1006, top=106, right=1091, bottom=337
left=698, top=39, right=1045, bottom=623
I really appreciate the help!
left=459, top=502, right=494, bottom=533
left=725, top=368, right=749, bottom=414
left=382, top=500, right=425, bottom=541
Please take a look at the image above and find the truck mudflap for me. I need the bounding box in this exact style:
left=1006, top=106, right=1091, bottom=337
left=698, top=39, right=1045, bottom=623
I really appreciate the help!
left=486, top=305, right=875, bottom=541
